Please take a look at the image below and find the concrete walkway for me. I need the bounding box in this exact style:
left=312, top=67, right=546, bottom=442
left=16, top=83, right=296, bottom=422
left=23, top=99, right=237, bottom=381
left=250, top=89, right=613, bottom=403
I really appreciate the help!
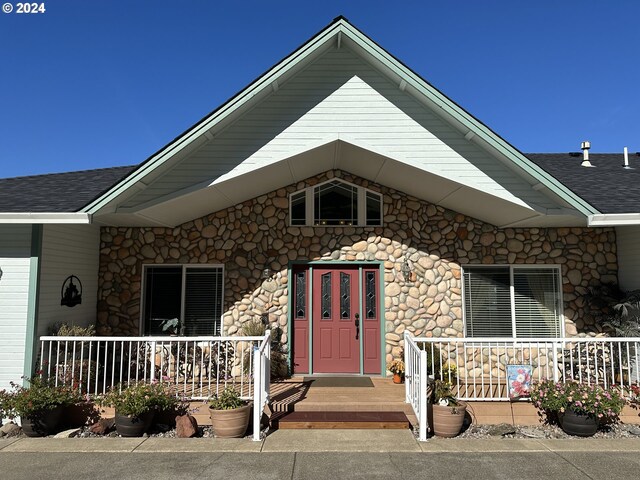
left=2, top=430, right=640, bottom=453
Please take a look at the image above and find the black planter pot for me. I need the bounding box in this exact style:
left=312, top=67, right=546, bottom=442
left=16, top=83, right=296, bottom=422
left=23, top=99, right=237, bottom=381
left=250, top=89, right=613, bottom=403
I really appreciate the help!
left=560, top=410, right=598, bottom=437
left=21, top=405, right=64, bottom=437
left=114, top=411, right=155, bottom=437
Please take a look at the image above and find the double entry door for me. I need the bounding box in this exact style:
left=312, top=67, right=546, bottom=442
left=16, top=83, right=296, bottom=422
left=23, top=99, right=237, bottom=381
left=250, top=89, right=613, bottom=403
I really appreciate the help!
left=292, top=265, right=380, bottom=375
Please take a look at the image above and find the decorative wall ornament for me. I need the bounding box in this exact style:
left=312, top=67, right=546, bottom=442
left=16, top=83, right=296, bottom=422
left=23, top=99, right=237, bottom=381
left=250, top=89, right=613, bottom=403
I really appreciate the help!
left=60, top=275, right=82, bottom=307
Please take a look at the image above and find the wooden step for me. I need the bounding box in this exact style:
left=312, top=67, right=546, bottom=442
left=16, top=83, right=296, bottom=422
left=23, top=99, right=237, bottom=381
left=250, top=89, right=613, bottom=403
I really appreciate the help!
left=273, top=411, right=411, bottom=430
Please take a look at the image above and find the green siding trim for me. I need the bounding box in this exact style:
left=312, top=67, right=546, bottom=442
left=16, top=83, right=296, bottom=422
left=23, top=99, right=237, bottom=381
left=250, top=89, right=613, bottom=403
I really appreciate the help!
left=23, top=224, right=42, bottom=385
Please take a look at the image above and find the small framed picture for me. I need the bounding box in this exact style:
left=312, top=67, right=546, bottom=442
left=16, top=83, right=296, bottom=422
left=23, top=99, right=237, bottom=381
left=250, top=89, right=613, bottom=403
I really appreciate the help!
left=507, top=365, right=532, bottom=400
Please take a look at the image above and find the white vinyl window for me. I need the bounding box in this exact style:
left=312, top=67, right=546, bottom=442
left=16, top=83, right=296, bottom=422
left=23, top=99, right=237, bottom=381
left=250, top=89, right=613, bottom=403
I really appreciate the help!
left=142, top=265, right=224, bottom=336
left=289, top=179, right=382, bottom=227
left=462, top=266, right=562, bottom=338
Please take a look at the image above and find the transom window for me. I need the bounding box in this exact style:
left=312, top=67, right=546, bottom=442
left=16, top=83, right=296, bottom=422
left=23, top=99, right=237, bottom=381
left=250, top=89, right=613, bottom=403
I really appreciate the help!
left=463, top=266, right=562, bottom=338
left=142, top=265, right=224, bottom=336
left=289, top=179, right=382, bottom=226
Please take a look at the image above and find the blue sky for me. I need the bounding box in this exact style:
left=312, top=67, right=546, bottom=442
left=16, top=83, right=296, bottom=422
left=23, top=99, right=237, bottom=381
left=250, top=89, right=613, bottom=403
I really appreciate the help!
left=1, top=1, right=638, bottom=178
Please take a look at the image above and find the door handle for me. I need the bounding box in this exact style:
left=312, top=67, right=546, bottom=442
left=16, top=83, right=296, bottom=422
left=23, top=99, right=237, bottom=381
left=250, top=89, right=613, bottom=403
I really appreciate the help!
left=355, top=313, right=360, bottom=340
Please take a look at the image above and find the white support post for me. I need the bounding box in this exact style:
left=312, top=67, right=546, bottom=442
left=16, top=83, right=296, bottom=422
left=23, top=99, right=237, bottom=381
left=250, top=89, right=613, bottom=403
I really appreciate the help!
left=404, top=332, right=410, bottom=403
left=419, top=349, right=428, bottom=442
left=252, top=345, right=262, bottom=441
left=150, top=340, right=157, bottom=383
left=552, top=342, right=559, bottom=382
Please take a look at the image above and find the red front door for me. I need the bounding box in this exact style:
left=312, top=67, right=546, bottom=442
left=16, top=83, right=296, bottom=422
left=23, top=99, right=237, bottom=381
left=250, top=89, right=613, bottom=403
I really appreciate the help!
left=312, top=267, right=360, bottom=373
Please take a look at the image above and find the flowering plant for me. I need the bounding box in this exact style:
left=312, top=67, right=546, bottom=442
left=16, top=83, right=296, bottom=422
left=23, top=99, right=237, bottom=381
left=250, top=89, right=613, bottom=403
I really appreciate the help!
left=0, top=376, right=80, bottom=419
left=387, top=360, right=405, bottom=375
left=432, top=380, right=461, bottom=407
left=530, top=379, right=625, bottom=423
left=629, top=383, right=640, bottom=411
left=100, top=382, right=178, bottom=418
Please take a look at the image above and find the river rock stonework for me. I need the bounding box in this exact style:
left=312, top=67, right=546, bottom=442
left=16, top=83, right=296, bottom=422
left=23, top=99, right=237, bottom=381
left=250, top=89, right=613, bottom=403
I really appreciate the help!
left=97, top=170, right=617, bottom=367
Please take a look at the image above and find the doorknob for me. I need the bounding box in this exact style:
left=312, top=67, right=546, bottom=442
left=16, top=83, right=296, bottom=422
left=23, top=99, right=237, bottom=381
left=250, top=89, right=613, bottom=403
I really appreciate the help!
left=355, top=313, right=360, bottom=340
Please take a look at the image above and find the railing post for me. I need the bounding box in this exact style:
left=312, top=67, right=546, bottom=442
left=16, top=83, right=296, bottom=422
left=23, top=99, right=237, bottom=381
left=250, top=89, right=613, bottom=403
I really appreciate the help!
left=150, top=340, right=157, bottom=383
left=404, top=332, right=410, bottom=403
left=552, top=341, right=559, bottom=382
left=419, top=348, right=428, bottom=442
left=252, top=344, right=262, bottom=442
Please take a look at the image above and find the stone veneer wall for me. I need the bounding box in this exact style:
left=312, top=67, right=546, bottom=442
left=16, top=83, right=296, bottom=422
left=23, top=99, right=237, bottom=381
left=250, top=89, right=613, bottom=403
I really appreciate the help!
left=97, top=170, right=617, bottom=366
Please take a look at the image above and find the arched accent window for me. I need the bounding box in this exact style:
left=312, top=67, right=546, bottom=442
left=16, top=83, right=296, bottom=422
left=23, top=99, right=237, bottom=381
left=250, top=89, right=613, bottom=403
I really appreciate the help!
left=289, top=179, right=382, bottom=226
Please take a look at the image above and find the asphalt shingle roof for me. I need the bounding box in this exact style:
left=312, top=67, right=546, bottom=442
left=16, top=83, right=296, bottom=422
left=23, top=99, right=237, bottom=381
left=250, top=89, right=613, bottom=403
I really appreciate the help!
left=526, top=153, right=640, bottom=214
left=0, top=166, right=136, bottom=212
left=1, top=153, right=639, bottom=214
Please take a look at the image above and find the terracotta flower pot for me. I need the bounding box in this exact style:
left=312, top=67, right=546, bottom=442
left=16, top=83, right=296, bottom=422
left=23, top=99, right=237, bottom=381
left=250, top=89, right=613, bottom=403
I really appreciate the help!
left=431, top=401, right=467, bottom=438
left=21, top=405, right=64, bottom=437
left=209, top=404, right=251, bottom=438
left=114, top=411, right=155, bottom=437
left=392, top=373, right=403, bottom=384
left=560, top=410, right=598, bottom=437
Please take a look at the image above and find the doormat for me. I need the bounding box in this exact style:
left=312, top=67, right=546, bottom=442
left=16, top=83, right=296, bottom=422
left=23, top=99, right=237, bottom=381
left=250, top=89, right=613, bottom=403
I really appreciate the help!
left=303, top=376, right=374, bottom=387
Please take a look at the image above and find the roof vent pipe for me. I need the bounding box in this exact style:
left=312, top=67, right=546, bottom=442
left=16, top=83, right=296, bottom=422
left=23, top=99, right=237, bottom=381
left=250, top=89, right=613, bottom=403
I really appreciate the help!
left=580, top=141, right=592, bottom=167
left=624, top=146, right=630, bottom=168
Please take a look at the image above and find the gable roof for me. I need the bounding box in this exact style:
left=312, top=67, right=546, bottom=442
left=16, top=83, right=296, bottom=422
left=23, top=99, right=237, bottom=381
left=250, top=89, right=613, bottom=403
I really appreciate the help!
left=76, top=16, right=599, bottom=222
left=0, top=166, right=135, bottom=212
left=527, top=153, right=640, bottom=214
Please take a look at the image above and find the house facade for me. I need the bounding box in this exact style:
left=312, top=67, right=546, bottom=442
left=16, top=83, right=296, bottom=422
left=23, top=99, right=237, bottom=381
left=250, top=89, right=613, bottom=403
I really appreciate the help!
left=1, top=17, right=639, bottom=388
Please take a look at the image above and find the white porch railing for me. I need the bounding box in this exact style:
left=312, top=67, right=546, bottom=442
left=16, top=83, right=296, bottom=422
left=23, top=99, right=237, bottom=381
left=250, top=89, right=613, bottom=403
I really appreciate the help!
left=404, top=332, right=428, bottom=441
left=413, top=336, right=640, bottom=401
left=38, top=332, right=272, bottom=440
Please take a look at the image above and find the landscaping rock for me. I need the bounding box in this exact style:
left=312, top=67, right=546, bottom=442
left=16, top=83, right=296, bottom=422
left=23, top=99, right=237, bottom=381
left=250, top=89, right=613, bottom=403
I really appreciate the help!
left=175, top=414, right=198, bottom=438
left=0, top=422, right=20, bottom=437
left=54, top=428, right=81, bottom=438
left=89, top=417, right=115, bottom=435
left=487, top=423, right=517, bottom=436
left=519, top=427, right=545, bottom=439
left=625, top=425, right=640, bottom=436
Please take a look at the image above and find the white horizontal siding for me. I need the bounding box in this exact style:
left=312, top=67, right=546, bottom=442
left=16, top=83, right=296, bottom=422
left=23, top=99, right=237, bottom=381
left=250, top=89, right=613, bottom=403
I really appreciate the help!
left=37, top=225, right=100, bottom=338
left=122, top=46, right=554, bottom=211
left=0, top=225, right=31, bottom=391
left=617, top=226, right=640, bottom=290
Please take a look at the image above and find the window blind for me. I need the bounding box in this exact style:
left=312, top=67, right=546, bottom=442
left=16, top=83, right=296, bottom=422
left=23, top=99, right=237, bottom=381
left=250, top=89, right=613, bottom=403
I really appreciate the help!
left=464, top=267, right=512, bottom=337
left=463, top=266, right=561, bottom=339
left=513, top=268, right=561, bottom=337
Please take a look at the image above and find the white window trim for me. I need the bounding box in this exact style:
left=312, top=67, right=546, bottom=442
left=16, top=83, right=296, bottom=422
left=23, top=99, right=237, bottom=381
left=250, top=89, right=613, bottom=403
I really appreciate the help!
left=139, top=263, right=225, bottom=336
left=460, top=264, right=565, bottom=339
left=288, top=178, right=383, bottom=227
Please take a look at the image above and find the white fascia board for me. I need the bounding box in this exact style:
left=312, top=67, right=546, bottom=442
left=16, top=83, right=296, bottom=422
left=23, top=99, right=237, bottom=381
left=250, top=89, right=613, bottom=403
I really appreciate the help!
left=588, top=213, right=640, bottom=226
left=0, top=213, right=92, bottom=224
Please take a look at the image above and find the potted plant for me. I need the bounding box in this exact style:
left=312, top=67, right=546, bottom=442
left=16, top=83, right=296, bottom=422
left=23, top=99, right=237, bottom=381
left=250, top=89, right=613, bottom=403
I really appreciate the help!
left=387, top=359, right=405, bottom=384
left=530, top=379, right=626, bottom=436
left=100, top=382, right=177, bottom=437
left=208, top=387, right=251, bottom=438
left=430, top=380, right=467, bottom=437
left=0, top=376, right=80, bottom=437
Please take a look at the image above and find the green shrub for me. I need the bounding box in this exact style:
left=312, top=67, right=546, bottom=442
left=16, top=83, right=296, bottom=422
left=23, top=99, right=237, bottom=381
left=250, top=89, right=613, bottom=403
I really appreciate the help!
left=209, top=387, right=247, bottom=410
left=100, top=382, right=177, bottom=418
left=0, top=376, right=80, bottom=419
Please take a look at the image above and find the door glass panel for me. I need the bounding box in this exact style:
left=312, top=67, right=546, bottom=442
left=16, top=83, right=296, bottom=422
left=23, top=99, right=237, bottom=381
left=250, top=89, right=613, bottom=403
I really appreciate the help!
left=340, top=272, right=350, bottom=319
left=321, top=273, right=331, bottom=319
left=365, top=271, right=376, bottom=319
left=295, top=270, right=306, bottom=319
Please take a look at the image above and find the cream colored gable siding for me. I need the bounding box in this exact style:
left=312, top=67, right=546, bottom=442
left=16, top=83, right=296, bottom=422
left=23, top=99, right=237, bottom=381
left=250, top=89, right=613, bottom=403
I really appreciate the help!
left=0, top=225, right=31, bottom=390
left=37, top=225, right=100, bottom=338
left=121, top=47, right=555, bottom=211
left=617, top=225, right=640, bottom=290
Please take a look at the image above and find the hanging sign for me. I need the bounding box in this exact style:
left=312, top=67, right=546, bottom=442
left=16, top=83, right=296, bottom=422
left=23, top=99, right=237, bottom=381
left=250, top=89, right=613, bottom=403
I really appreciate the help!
left=60, top=275, right=82, bottom=307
